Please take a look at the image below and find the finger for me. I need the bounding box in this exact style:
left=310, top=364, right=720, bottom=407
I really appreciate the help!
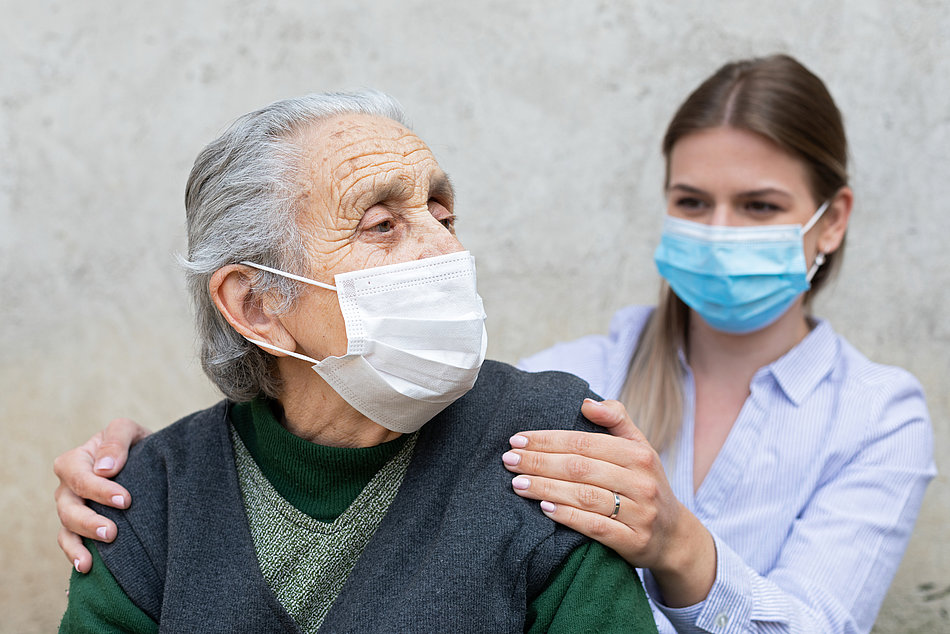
left=507, top=429, right=637, bottom=467
left=511, top=474, right=635, bottom=521
left=58, top=527, right=93, bottom=574
left=55, top=449, right=130, bottom=508
left=580, top=398, right=646, bottom=442
left=55, top=486, right=118, bottom=542
left=94, top=418, right=150, bottom=475
left=538, top=501, right=640, bottom=557
left=502, top=447, right=639, bottom=494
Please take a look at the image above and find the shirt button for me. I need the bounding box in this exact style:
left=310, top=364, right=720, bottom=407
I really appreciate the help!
left=715, top=612, right=729, bottom=628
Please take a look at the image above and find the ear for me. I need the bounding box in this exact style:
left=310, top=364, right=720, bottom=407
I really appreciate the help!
left=816, top=186, right=853, bottom=254
left=209, top=264, right=298, bottom=356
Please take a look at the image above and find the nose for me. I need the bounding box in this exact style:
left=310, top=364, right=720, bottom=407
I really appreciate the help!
left=415, top=213, right=464, bottom=259
left=709, top=204, right=733, bottom=227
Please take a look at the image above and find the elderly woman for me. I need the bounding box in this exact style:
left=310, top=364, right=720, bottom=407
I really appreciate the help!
left=58, top=92, right=656, bottom=632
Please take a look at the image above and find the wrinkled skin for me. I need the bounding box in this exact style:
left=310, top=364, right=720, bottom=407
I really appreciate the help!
left=54, top=113, right=464, bottom=572
left=215, top=114, right=463, bottom=447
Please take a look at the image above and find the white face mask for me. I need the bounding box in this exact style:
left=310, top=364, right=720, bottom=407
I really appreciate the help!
left=241, top=251, right=488, bottom=433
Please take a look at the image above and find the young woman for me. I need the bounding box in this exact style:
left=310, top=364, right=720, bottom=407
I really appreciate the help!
left=55, top=55, right=934, bottom=633
left=502, top=54, right=935, bottom=632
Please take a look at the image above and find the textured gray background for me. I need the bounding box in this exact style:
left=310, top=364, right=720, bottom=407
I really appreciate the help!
left=1, top=1, right=947, bottom=631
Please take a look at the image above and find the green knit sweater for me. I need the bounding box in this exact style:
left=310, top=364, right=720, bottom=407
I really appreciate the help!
left=60, top=399, right=656, bottom=633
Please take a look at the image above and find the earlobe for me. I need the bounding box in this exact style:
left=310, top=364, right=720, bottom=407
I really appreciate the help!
left=818, top=187, right=854, bottom=254
left=209, top=265, right=296, bottom=355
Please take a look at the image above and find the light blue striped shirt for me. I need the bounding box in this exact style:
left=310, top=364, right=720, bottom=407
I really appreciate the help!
left=518, top=305, right=935, bottom=634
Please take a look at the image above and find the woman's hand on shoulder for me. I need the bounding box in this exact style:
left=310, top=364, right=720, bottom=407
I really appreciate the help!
left=53, top=418, right=151, bottom=573
left=502, top=399, right=716, bottom=607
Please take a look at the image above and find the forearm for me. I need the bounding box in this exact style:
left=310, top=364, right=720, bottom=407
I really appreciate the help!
left=646, top=535, right=860, bottom=634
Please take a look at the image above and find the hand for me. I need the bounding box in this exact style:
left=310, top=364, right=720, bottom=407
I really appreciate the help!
left=501, top=398, right=716, bottom=607
left=53, top=418, right=151, bottom=573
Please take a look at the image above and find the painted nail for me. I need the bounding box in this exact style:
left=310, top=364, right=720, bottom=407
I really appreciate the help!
left=96, top=526, right=108, bottom=540
left=111, top=495, right=125, bottom=508
left=94, top=457, right=115, bottom=472
left=540, top=501, right=557, bottom=513
left=73, top=558, right=81, bottom=572
left=502, top=451, right=521, bottom=466
left=512, top=476, right=531, bottom=490
left=509, top=434, right=528, bottom=448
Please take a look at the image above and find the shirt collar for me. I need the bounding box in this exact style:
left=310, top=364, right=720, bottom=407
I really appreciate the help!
left=762, top=318, right=839, bottom=406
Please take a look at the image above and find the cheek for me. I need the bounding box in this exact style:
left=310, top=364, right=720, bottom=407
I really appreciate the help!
left=286, top=291, right=349, bottom=359
left=802, top=227, right=824, bottom=257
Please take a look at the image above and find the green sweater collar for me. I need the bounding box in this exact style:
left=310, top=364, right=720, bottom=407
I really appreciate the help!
left=230, top=398, right=408, bottom=521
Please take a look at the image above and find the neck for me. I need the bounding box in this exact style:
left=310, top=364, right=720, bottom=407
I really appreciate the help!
left=687, top=299, right=811, bottom=381
left=276, top=357, right=401, bottom=448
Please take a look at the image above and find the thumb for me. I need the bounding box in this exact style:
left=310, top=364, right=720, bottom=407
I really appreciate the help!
left=93, top=418, right=151, bottom=476
left=581, top=398, right=644, bottom=441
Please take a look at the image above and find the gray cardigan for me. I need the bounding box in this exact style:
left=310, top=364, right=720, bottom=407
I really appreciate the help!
left=94, top=361, right=602, bottom=632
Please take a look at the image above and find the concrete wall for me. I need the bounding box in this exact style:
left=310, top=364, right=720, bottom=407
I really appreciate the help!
left=2, top=1, right=947, bottom=631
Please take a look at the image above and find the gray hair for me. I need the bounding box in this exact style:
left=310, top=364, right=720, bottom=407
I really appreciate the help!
left=181, top=91, right=408, bottom=401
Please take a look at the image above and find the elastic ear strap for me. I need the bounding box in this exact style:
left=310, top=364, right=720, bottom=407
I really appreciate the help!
left=244, top=337, right=319, bottom=364
left=240, top=261, right=337, bottom=291
left=806, top=252, right=826, bottom=282
left=802, top=199, right=832, bottom=235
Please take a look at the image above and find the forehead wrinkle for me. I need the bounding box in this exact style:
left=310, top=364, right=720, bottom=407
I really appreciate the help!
left=328, top=135, right=432, bottom=185
left=330, top=124, right=428, bottom=161
left=299, top=117, right=445, bottom=224
left=338, top=163, right=417, bottom=211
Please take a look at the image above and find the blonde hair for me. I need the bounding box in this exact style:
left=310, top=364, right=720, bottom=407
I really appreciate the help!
left=622, top=54, right=850, bottom=453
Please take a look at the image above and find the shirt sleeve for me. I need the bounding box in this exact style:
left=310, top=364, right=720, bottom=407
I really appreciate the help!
left=644, top=376, right=936, bottom=633
left=527, top=541, right=658, bottom=633
left=59, top=539, right=158, bottom=634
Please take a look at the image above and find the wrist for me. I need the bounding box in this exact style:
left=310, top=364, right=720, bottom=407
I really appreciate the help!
left=650, top=504, right=717, bottom=608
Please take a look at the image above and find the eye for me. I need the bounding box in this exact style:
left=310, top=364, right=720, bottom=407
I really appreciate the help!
left=370, top=219, right=394, bottom=233
left=428, top=199, right=456, bottom=233
left=674, top=196, right=707, bottom=211
left=745, top=200, right=782, bottom=213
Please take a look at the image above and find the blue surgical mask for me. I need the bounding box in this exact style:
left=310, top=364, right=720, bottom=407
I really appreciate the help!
left=654, top=200, right=830, bottom=334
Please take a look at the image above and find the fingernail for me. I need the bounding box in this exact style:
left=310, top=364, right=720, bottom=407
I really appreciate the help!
left=96, top=526, right=109, bottom=540
left=540, top=500, right=557, bottom=513
left=73, top=559, right=81, bottom=572
left=509, top=434, right=528, bottom=448
left=583, top=398, right=606, bottom=409
left=95, top=457, right=115, bottom=472
left=111, top=495, right=125, bottom=508
left=512, top=476, right=531, bottom=490
left=502, top=451, right=521, bottom=466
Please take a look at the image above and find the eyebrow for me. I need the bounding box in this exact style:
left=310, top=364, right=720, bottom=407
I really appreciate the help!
left=668, top=183, right=792, bottom=199
left=368, top=180, right=411, bottom=205
left=359, top=171, right=455, bottom=206
left=429, top=172, right=455, bottom=204
left=668, top=184, right=706, bottom=195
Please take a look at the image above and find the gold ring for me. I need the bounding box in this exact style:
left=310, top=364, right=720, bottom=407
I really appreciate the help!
left=608, top=491, right=621, bottom=519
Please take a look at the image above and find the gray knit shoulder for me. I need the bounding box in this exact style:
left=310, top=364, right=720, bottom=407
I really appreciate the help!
left=91, top=362, right=607, bottom=632
left=92, top=402, right=230, bottom=620
left=320, top=360, right=604, bottom=631
left=94, top=401, right=297, bottom=631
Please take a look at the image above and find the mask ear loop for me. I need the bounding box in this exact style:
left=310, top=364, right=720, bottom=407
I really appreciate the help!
left=243, top=336, right=321, bottom=364
left=802, top=199, right=832, bottom=283
left=801, top=199, right=832, bottom=235
left=806, top=252, right=826, bottom=282
left=240, top=261, right=337, bottom=291
left=237, top=261, right=336, bottom=363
